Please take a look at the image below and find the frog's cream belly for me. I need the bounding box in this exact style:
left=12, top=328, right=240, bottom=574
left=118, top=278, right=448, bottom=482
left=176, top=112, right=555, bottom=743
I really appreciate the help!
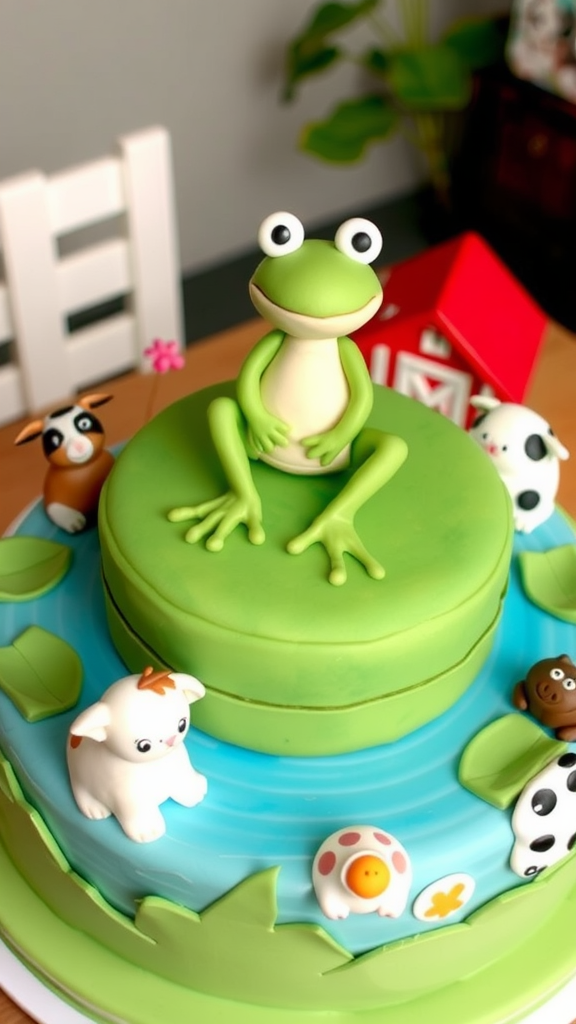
left=260, top=336, right=350, bottom=475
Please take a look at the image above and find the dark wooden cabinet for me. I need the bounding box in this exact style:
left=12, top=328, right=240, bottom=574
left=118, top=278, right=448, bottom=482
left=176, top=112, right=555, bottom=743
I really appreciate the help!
left=453, top=65, right=576, bottom=329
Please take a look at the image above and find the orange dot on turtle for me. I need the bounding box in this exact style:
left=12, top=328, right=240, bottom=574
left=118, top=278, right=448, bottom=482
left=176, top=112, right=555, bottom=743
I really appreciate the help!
left=345, top=855, right=390, bottom=899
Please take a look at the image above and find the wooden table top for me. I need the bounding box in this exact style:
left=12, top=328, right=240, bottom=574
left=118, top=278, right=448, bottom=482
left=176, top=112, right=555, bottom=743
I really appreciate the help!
left=1, top=317, right=576, bottom=1023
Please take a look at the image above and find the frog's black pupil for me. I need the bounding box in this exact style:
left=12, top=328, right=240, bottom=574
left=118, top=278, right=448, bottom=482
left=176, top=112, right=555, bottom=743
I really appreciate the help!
left=352, top=231, right=371, bottom=253
left=271, top=225, right=291, bottom=246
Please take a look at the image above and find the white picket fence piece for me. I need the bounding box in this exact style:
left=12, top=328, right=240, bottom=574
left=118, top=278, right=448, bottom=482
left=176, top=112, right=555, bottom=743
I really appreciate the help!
left=0, top=126, right=184, bottom=426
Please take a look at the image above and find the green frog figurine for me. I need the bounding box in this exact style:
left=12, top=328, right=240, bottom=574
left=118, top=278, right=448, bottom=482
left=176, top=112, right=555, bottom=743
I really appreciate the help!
left=169, top=212, right=408, bottom=585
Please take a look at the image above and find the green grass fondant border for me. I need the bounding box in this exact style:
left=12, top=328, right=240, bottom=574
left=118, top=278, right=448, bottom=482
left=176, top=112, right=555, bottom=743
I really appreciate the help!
left=1, top=833, right=576, bottom=1024
left=1, top=751, right=576, bottom=1024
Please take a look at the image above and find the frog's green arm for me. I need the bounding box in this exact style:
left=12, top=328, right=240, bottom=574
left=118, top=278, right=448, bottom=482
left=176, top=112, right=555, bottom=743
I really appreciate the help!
left=302, top=335, right=373, bottom=466
left=336, top=335, right=374, bottom=440
left=237, top=329, right=284, bottom=418
left=237, top=329, right=290, bottom=454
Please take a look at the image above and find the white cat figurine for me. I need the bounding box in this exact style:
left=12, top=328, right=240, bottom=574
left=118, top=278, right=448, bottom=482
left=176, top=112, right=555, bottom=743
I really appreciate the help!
left=67, top=666, right=207, bottom=843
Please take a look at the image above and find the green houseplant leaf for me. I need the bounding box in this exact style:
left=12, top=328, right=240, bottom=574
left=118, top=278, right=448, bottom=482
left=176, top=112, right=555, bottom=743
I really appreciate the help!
left=300, top=0, right=379, bottom=38
left=284, top=44, right=341, bottom=101
left=300, top=94, right=398, bottom=162
left=386, top=44, right=471, bottom=111
left=442, top=16, right=506, bottom=70
left=283, top=2, right=505, bottom=197
left=362, top=48, right=390, bottom=76
left=284, top=0, right=379, bottom=98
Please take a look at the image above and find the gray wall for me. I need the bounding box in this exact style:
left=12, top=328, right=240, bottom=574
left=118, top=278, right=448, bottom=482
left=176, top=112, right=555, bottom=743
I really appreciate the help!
left=0, top=0, right=504, bottom=274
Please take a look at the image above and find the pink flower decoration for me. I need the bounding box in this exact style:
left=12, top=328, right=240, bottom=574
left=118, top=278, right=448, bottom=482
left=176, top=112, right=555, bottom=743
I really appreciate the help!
left=144, top=339, right=185, bottom=374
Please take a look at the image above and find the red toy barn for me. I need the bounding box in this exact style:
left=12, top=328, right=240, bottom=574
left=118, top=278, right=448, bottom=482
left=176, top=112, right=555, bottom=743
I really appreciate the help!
left=352, top=232, right=548, bottom=428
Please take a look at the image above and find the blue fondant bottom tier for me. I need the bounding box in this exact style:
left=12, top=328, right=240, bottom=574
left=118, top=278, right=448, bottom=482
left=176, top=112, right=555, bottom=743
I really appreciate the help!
left=0, top=502, right=575, bottom=956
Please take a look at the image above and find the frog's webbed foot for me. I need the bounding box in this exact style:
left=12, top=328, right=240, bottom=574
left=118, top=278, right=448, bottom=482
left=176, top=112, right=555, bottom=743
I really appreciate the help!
left=287, top=515, right=384, bottom=586
left=168, top=492, right=265, bottom=551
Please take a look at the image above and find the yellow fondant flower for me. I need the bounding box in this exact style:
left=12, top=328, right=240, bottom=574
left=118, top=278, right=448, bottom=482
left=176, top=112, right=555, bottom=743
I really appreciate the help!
left=423, top=882, right=466, bottom=919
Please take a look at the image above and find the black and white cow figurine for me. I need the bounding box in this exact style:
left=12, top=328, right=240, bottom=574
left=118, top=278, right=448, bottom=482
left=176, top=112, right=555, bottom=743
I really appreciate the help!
left=469, top=397, right=569, bottom=533
left=15, top=394, right=115, bottom=534
left=510, top=751, right=576, bottom=878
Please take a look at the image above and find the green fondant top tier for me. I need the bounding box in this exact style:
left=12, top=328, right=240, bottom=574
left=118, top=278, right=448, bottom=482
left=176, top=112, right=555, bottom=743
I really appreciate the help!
left=100, top=382, right=512, bottom=747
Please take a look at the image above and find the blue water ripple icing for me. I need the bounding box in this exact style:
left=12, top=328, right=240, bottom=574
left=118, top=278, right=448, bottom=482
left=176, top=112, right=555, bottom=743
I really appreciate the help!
left=0, top=503, right=574, bottom=954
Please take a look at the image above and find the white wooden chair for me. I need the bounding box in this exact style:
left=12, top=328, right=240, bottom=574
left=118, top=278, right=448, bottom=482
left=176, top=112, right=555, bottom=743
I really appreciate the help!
left=0, top=126, right=184, bottom=427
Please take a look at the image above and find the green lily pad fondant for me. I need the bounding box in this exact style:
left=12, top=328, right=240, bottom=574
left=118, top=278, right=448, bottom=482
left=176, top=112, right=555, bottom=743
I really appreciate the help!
left=0, top=536, right=72, bottom=601
left=458, top=714, right=567, bottom=809
left=519, top=544, right=576, bottom=623
left=0, top=626, right=82, bottom=721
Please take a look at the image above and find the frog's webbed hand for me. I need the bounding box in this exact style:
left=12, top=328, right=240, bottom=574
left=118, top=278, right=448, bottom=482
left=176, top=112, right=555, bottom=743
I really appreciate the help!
left=287, top=515, right=384, bottom=587
left=168, top=492, right=265, bottom=551
left=246, top=411, right=290, bottom=458
left=301, top=426, right=348, bottom=468
left=168, top=394, right=265, bottom=550
left=289, top=428, right=408, bottom=586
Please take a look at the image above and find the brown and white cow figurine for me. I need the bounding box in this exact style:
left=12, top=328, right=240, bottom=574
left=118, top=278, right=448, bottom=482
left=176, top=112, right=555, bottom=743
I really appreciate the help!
left=67, top=666, right=208, bottom=843
left=15, top=393, right=115, bottom=533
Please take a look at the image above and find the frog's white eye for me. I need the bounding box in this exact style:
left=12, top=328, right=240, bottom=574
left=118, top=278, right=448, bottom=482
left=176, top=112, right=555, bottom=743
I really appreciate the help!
left=563, top=677, right=576, bottom=690
left=550, top=667, right=565, bottom=680
left=334, top=218, right=382, bottom=264
left=258, top=212, right=305, bottom=257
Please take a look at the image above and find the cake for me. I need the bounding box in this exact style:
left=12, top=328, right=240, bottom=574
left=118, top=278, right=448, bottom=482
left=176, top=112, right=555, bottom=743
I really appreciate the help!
left=1, top=214, right=575, bottom=1024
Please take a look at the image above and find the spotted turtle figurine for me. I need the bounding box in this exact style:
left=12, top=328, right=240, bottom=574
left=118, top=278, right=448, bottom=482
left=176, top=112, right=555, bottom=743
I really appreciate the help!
left=312, top=825, right=412, bottom=919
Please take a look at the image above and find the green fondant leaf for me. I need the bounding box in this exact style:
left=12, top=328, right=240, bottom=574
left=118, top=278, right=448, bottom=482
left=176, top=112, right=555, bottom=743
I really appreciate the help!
left=519, top=545, right=576, bottom=624
left=0, top=536, right=72, bottom=601
left=0, top=625, right=83, bottom=721
left=458, top=714, right=567, bottom=809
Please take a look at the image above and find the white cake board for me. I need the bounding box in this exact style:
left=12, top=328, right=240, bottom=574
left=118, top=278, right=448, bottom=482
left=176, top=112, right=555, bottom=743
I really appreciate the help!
left=1, top=936, right=575, bottom=1024
left=0, top=939, right=90, bottom=1024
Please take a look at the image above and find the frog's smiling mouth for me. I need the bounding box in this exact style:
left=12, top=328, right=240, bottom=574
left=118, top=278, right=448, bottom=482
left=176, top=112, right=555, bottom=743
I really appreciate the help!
left=249, top=283, right=381, bottom=341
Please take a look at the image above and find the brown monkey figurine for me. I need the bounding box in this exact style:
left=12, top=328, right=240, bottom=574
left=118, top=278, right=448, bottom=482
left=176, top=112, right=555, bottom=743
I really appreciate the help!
left=513, top=655, right=576, bottom=740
